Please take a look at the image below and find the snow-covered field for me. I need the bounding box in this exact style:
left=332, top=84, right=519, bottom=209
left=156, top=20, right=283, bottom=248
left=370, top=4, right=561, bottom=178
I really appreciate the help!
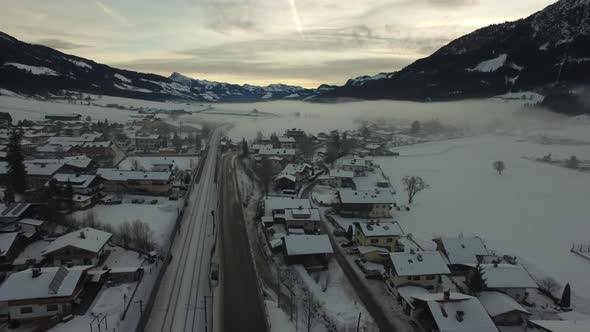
left=72, top=199, right=182, bottom=247
left=375, top=131, right=590, bottom=312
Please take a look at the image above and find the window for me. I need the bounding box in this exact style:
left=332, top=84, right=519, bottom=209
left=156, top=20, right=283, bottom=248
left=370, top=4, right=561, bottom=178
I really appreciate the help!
left=386, top=238, right=393, bottom=243
left=426, top=275, right=435, bottom=280
left=20, top=307, right=33, bottom=314
left=412, top=276, right=421, bottom=281
left=47, top=304, right=59, bottom=312
left=370, top=239, right=378, bottom=244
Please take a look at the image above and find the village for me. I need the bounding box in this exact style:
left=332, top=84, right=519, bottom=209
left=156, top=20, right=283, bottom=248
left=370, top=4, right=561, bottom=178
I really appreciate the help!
left=228, top=121, right=589, bottom=332
left=0, top=111, right=204, bottom=331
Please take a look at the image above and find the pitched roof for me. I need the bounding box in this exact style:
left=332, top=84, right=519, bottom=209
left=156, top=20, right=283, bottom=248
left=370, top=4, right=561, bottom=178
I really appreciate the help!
left=264, top=196, right=311, bottom=215
left=529, top=320, right=590, bottom=332
left=469, top=263, right=537, bottom=289
left=283, top=235, right=333, bottom=256
left=0, top=232, right=19, bottom=257
left=28, top=155, right=93, bottom=169
left=437, top=237, right=490, bottom=265
left=478, top=291, right=529, bottom=317
left=389, top=251, right=451, bottom=276
left=425, top=297, right=497, bottom=332
left=0, top=265, right=91, bottom=301
left=338, top=189, right=395, bottom=204
left=52, top=173, right=98, bottom=188
left=43, top=227, right=112, bottom=255
left=97, top=168, right=172, bottom=181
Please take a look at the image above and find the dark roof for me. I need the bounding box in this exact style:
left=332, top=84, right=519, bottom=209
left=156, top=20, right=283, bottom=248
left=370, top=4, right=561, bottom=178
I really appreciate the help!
left=0, top=112, right=12, bottom=121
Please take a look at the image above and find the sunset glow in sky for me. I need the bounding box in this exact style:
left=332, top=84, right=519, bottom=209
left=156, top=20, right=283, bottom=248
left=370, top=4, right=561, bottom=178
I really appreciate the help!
left=0, top=0, right=556, bottom=87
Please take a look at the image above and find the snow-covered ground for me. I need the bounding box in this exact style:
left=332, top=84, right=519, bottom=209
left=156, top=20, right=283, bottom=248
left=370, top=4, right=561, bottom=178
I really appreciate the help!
left=375, top=131, right=590, bottom=312
left=71, top=198, right=182, bottom=247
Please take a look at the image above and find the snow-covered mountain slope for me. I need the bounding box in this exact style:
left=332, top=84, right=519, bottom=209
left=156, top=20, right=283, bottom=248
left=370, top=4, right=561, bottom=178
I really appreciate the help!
left=0, top=32, right=317, bottom=102
left=318, top=0, right=590, bottom=114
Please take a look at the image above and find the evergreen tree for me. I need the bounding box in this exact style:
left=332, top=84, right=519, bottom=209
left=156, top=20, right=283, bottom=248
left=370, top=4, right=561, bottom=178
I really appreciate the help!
left=7, top=129, right=26, bottom=194
left=3, top=188, right=15, bottom=204
left=173, top=132, right=182, bottom=152
left=64, top=183, right=74, bottom=211
left=241, top=138, right=249, bottom=157
left=466, top=263, right=487, bottom=294
left=560, top=283, right=571, bottom=309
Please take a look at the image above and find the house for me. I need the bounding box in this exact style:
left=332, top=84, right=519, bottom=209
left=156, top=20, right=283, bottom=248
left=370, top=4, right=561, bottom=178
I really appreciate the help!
left=337, top=189, right=395, bottom=218
left=273, top=163, right=313, bottom=190
left=18, top=218, right=46, bottom=237
left=28, top=155, right=97, bottom=173
left=257, top=146, right=297, bottom=161
left=463, top=263, right=537, bottom=302
left=51, top=173, right=101, bottom=197
left=318, top=169, right=354, bottom=188
left=128, top=134, right=163, bottom=152
left=341, top=157, right=375, bottom=176
left=0, top=112, right=12, bottom=128
left=97, top=169, right=173, bottom=195
left=0, top=265, right=91, bottom=320
left=73, top=141, right=125, bottom=166
left=433, top=236, right=491, bottom=271
left=407, top=291, right=498, bottom=332
left=351, top=221, right=404, bottom=251
left=42, top=227, right=112, bottom=266
left=282, top=235, right=333, bottom=271
left=35, top=144, right=75, bottom=158
left=263, top=196, right=311, bottom=221
left=285, top=128, right=306, bottom=143
left=478, top=291, right=530, bottom=326
left=0, top=162, right=67, bottom=191
left=356, top=246, right=390, bottom=263
left=284, top=208, right=321, bottom=233
left=0, top=232, right=23, bottom=264
left=0, top=203, right=35, bottom=229
left=528, top=320, right=590, bottom=332
left=385, top=251, right=450, bottom=293
left=277, top=136, right=296, bottom=149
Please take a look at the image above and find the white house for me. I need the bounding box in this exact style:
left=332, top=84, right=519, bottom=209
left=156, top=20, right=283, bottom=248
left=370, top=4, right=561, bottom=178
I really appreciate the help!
left=433, top=236, right=491, bottom=268
left=464, top=263, right=537, bottom=302
left=42, top=227, right=112, bottom=266
left=478, top=291, right=530, bottom=326
left=0, top=266, right=91, bottom=320
left=338, top=189, right=395, bottom=218
left=385, top=251, right=451, bottom=293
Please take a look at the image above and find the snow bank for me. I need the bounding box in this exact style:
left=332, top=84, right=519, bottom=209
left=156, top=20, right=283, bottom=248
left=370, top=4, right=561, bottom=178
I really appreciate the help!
left=114, top=73, right=132, bottom=83
left=3, top=62, right=60, bottom=76
left=467, top=54, right=507, bottom=73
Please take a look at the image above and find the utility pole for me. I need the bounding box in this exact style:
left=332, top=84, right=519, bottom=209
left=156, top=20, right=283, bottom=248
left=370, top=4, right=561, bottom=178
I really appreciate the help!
left=356, top=312, right=362, bottom=332
left=135, top=300, right=143, bottom=327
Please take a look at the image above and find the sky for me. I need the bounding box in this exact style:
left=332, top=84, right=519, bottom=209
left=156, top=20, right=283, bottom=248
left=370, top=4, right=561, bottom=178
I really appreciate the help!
left=0, top=0, right=557, bottom=88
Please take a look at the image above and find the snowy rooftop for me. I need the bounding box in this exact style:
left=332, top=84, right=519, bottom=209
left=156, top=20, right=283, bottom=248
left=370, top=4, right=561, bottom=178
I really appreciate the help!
left=329, top=169, right=354, bottom=178
left=43, top=227, right=112, bottom=255
left=0, top=232, right=18, bottom=257
left=466, top=263, right=538, bottom=289
left=258, top=146, right=296, bottom=156
left=36, top=144, right=75, bottom=152
left=355, top=221, right=404, bottom=237
left=264, top=196, right=311, bottom=215
left=284, top=208, right=321, bottom=222
left=28, top=155, right=93, bottom=169
left=18, top=218, right=45, bottom=226
left=342, top=157, right=373, bottom=167
left=97, top=168, right=172, bottom=181
left=49, top=134, right=101, bottom=143
left=437, top=237, right=490, bottom=265
left=278, top=136, right=296, bottom=143
left=0, top=265, right=92, bottom=301
left=0, top=161, right=64, bottom=176
left=425, top=297, right=497, bottom=332
left=280, top=163, right=312, bottom=176
left=52, top=173, right=98, bottom=188
left=0, top=203, right=32, bottom=219
left=397, top=286, right=431, bottom=308
left=478, top=291, right=529, bottom=317
left=529, top=320, right=590, bottom=332
left=338, top=189, right=395, bottom=204
left=357, top=246, right=390, bottom=255
left=389, top=251, right=451, bottom=276
left=83, top=141, right=112, bottom=148
left=283, top=235, right=333, bottom=256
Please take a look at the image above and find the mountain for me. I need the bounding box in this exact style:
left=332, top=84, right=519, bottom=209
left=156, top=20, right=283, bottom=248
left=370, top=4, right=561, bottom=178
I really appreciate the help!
left=0, top=31, right=320, bottom=102
left=317, top=0, right=590, bottom=111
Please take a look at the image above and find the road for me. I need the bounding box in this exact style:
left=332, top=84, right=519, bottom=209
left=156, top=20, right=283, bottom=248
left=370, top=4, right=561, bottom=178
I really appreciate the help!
left=146, top=128, right=222, bottom=332
left=219, top=153, right=268, bottom=332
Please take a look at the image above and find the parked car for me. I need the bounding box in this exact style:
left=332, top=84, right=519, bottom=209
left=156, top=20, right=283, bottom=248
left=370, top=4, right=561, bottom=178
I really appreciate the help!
left=333, top=229, right=346, bottom=237
left=132, top=198, right=145, bottom=204
left=149, top=199, right=158, bottom=205
left=365, top=271, right=383, bottom=280
left=101, top=196, right=122, bottom=205
left=341, top=241, right=355, bottom=248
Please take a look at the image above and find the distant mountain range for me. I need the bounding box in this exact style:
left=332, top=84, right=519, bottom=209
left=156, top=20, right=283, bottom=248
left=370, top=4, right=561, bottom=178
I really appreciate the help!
left=1, top=0, right=589, bottom=114
left=0, top=32, right=331, bottom=102
left=316, top=0, right=590, bottom=114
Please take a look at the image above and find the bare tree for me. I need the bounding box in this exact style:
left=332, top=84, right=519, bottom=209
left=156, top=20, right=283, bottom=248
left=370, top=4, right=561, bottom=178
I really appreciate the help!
left=118, top=221, right=133, bottom=248
left=493, top=160, right=506, bottom=175
left=402, top=176, right=429, bottom=204
left=566, top=155, right=579, bottom=169
left=130, top=219, right=155, bottom=251
left=254, top=157, right=273, bottom=194
left=539, top=276, right=561, bottom=295
left=301, top=290, right=321, bottom=332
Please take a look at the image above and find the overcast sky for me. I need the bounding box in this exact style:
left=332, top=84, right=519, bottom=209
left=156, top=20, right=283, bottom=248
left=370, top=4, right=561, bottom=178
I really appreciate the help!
left=0, top=0, right=556, bottom=87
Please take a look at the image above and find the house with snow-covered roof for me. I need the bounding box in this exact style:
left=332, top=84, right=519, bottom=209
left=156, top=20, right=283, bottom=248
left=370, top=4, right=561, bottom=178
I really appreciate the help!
left=341, top=157, right=375, bottom=176
left=0, top=232, right=23, bottom=264
left=528, top=320, right=590, bottom=332
left=273, top=163, right=313, bottom=191
left=478, top=290, right=530, bottom=326
left=408, top=291, right=498, bottom=332
left=351, top=221, right=404, bottom=251
left=263, top=196, right=311, bottom=220
left=463, top=263, right=537, bottom=302
left=433, top=236, right=491, bottom=270
left=97, top=168, right=173, bottom=195
left=42, top=227, right=112, bottom=266
left=337, top=189, right=395, bottom=218
left=283, top=207, right=321, bottom=234
left=282, top=235, right=333, bottom=271
left=385, top=251, right=450, bottom=293
left=0, top=265, right=91, bottom=320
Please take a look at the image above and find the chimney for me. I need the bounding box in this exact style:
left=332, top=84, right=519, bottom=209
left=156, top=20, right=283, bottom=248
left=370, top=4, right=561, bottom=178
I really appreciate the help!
left=79, top=231, right=86, bottom=239
left=32, top=267, right=42, bottom=278
left=417, top=254, right=423, bottom=262
left=456, top=310, right=465, bottom=322
left=443, top=290, right=450, bottom=300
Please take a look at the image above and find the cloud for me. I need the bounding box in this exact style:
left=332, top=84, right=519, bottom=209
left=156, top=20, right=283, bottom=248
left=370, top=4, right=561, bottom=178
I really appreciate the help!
left=37, top=38, right=88, bottom=50
left=288, top=0, right=305, bottom=39
left=187, top=0, right=264, bottom=33
left=95, top=1, right=130, bottom=26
